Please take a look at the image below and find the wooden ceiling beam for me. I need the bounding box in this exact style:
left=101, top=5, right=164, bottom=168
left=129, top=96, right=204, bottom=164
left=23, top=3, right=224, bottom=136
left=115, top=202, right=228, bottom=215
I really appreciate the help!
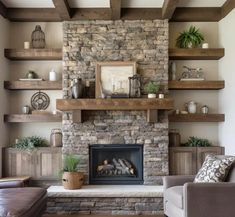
left=162, top=0, right=179, bottom=19
left=0, top=1, right=7, bottom=18
left=7, top=8, right=61, bottom=22
left=52, top=0, right=71, bottom=20
left=110, top=0, right=121, bottom=20
left=170, top=7, right=222, bottom=22
left=221, top=0, right=235, bottom=19
left=122, top=8, right=162, bottom=20
left=4, top=6, right=231, bottom=22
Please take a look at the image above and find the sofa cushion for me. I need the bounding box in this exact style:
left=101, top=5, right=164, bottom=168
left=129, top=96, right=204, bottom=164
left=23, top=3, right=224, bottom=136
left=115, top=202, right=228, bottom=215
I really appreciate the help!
left=165, top=186, right=183, bottom=209
left=226, top=162, right=235, bottom=182
left=194, top=155, right=235, bottom=183
left=0, top=187, right=47, bottom=217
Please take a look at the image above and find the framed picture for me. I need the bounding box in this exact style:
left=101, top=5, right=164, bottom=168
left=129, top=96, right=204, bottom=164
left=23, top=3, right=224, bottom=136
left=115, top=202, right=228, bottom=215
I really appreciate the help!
left=95, top=61, right=137, bottom=98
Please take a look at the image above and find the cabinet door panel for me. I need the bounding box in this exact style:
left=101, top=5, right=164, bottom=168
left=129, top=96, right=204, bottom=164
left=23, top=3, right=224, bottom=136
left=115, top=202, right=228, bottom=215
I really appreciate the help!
left=197, top=147, right=225, bottom=170
left=36, top=148, right=62, bottom=180
left=3, top=149, right=36, bottom=178
left=169, top=147, right=197, bottom=175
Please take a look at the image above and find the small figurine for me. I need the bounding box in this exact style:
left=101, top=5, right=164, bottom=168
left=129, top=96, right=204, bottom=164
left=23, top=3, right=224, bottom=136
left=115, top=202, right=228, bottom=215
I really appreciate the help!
left=180, top=66, right=204, bottom=80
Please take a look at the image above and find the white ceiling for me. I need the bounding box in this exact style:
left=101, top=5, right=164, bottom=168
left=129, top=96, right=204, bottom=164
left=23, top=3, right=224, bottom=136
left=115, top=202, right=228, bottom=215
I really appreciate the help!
left=178, top=0, right=227, bottom=7
left=1, top=0, right=228, bottom=8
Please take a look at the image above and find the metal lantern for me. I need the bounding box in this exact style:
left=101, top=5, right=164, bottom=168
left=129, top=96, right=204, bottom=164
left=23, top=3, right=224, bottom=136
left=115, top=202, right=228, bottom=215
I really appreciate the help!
left=31, top=25, right=46, bottom=49
left=128, top=74, right=141, bottom=98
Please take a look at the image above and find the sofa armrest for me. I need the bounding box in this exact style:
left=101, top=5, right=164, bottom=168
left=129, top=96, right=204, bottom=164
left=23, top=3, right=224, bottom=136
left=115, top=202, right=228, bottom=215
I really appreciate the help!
left=0, top=180, right=24, bottom=189
left=163, top=175, right=195, bottom=190
left=184, top=182, right=235, bottom=217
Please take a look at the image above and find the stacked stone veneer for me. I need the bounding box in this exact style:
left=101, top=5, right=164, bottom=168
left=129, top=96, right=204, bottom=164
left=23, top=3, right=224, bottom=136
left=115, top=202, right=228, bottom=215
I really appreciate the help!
left=62, top=20, right=169, bottom=185
left=47, top=197, right=163, bottom=215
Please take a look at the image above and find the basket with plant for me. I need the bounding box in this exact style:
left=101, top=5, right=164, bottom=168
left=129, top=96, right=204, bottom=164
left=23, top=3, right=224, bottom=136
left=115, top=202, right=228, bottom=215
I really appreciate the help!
left=62, top=154, right=84, bottom=190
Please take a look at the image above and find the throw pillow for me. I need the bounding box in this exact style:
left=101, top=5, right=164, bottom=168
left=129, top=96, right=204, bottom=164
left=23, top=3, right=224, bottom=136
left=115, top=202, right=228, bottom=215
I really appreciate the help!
left=194, top=155, right=235, bottom=183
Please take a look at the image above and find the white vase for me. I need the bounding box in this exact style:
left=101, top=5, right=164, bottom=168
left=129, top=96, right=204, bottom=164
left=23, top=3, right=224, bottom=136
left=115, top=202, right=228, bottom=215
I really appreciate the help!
left=49, top=69, right=57, bottom=81
left=148, top=94, right=156, bottom=98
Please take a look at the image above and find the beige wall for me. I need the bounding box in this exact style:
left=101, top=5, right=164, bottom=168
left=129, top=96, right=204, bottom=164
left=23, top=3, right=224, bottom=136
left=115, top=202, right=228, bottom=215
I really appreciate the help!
left=8, top=22, right=63, bottom=143
left=0, top=15, right=10, bottom=176
left=169, top=22, right=220, bottom=145
left=218, top=10, right=235, bottom=155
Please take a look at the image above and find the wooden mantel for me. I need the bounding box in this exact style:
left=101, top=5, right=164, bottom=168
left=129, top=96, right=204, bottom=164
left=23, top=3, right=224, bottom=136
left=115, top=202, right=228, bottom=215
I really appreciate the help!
left=56, top=98, right=174, bottom=123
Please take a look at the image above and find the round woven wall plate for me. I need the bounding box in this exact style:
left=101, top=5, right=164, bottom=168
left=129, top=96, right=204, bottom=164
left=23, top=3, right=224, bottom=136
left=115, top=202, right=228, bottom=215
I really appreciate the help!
left=31, top=91, right=50, bottom=110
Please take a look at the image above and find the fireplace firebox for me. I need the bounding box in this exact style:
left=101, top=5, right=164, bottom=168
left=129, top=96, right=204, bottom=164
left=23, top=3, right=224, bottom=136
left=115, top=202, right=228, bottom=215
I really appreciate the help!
left=89, top=144, right=143, bottom=184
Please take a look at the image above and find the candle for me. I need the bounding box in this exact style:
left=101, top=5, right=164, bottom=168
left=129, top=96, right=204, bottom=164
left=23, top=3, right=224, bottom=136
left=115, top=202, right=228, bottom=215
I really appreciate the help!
left=24, top=42, right=30, bottom=49
left=202, top=43, right=209, bottom=49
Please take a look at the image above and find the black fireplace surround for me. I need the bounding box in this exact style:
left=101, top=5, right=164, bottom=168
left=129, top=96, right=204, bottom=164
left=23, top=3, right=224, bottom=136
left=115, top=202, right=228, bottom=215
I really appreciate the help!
left=89, top=144, right=143, bottom=184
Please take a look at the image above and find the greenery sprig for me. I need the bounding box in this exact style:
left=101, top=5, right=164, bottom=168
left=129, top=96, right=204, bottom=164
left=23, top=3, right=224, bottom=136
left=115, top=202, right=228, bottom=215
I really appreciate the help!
left=13, top=136, right=48, bottom=151
left=63, top=154, right=80, bottom=172
left=183, top=136, right=211, bottom=147
left=144, top=81, right=160, bottom=94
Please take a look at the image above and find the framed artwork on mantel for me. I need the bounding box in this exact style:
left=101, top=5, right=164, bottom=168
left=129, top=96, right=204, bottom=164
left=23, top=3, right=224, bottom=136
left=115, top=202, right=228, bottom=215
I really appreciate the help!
left=95, top=61, right=137, bottom=98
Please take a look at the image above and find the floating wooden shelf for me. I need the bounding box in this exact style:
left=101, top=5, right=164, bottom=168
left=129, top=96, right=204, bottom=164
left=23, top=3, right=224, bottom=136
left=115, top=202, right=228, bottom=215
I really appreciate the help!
left=56, top=98, right=174, bottom=123
left=169, top=48, right=225, bottom=60
left=56, top=98, right=174, bottom=111
left=169, top=80, right=225, bottom=90
left=4, top=49, right=62, bottom=60
left=4, top=114, right=62, bottom=123
left=169, top=114, right=225, bottom=122
left=4, top=81, right=62, bottom=90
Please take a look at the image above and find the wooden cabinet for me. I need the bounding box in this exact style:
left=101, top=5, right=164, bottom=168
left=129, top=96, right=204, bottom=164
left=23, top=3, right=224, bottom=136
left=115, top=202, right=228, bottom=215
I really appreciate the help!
left=3, top=147, right=62, bottom=180
left=169, top=146, right=224, bottom=175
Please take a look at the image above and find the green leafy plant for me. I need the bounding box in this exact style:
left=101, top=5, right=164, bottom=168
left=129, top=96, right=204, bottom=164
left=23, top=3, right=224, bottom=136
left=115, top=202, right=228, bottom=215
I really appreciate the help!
left=176, top=26, right=204, bottom=48
left=144, top=81, right=160, bottom=94
left=13, top=136, right=48, bottom=151
left=63, top=154, right=80, bottom=172
left=183, top=137, right=211, bottom=147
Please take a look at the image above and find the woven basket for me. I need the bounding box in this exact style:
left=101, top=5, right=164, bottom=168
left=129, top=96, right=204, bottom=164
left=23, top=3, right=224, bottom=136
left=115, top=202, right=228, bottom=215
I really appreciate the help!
left=62, top=172, right=84, bottom=190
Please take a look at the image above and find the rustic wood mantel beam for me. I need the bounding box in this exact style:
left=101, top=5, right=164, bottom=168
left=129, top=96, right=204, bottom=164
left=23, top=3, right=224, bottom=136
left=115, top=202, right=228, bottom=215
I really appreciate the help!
left=110, top=0, right=121, bottom=20
left=0, top=1, right=7, bottom=18
left=221, top=0, right=235, bottom=19
left=162, top=0, right=179, bottom=19
left=52, top=0, right=72, bottom=20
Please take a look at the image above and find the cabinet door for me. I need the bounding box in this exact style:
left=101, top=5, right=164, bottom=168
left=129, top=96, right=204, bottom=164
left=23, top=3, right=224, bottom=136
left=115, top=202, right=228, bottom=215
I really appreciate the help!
left=3, top=148, right=36, bottom=178
left=197, top=147, right=225, bottom=170
left=169, top=147, right=197, bottom=175
left=35, top=147, right=62, bottom=180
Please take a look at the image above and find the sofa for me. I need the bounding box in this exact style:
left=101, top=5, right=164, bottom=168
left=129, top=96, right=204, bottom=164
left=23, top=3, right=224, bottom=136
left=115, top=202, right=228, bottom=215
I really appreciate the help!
left=163, top=162, right=235, bottom=217
left=0, top=180, right=47, bottom=217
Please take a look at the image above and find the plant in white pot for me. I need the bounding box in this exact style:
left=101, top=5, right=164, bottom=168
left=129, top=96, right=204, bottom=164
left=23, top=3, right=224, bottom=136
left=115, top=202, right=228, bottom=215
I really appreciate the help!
left=145, top=81, right=160, bottom=98
left=62, top=154, right=84, bottom=190
left=176, top=26, right=204, bottom=48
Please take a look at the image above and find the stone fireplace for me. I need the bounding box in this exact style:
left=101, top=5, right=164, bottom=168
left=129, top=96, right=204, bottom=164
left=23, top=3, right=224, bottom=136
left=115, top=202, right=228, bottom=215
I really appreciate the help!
left=62, top=20, right=169, bottom=185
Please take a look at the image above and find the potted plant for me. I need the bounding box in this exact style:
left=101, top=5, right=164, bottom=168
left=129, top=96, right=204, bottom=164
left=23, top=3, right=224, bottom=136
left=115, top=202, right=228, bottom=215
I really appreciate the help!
left=176, top=26, right=204, bottom=48
left=62, top=154, right=84, bottom=190
left=13, top=136, right=48, bottom=151
left=183, top=136, right=211, bottom=147
left=145, top=81, right=160, bottom=98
